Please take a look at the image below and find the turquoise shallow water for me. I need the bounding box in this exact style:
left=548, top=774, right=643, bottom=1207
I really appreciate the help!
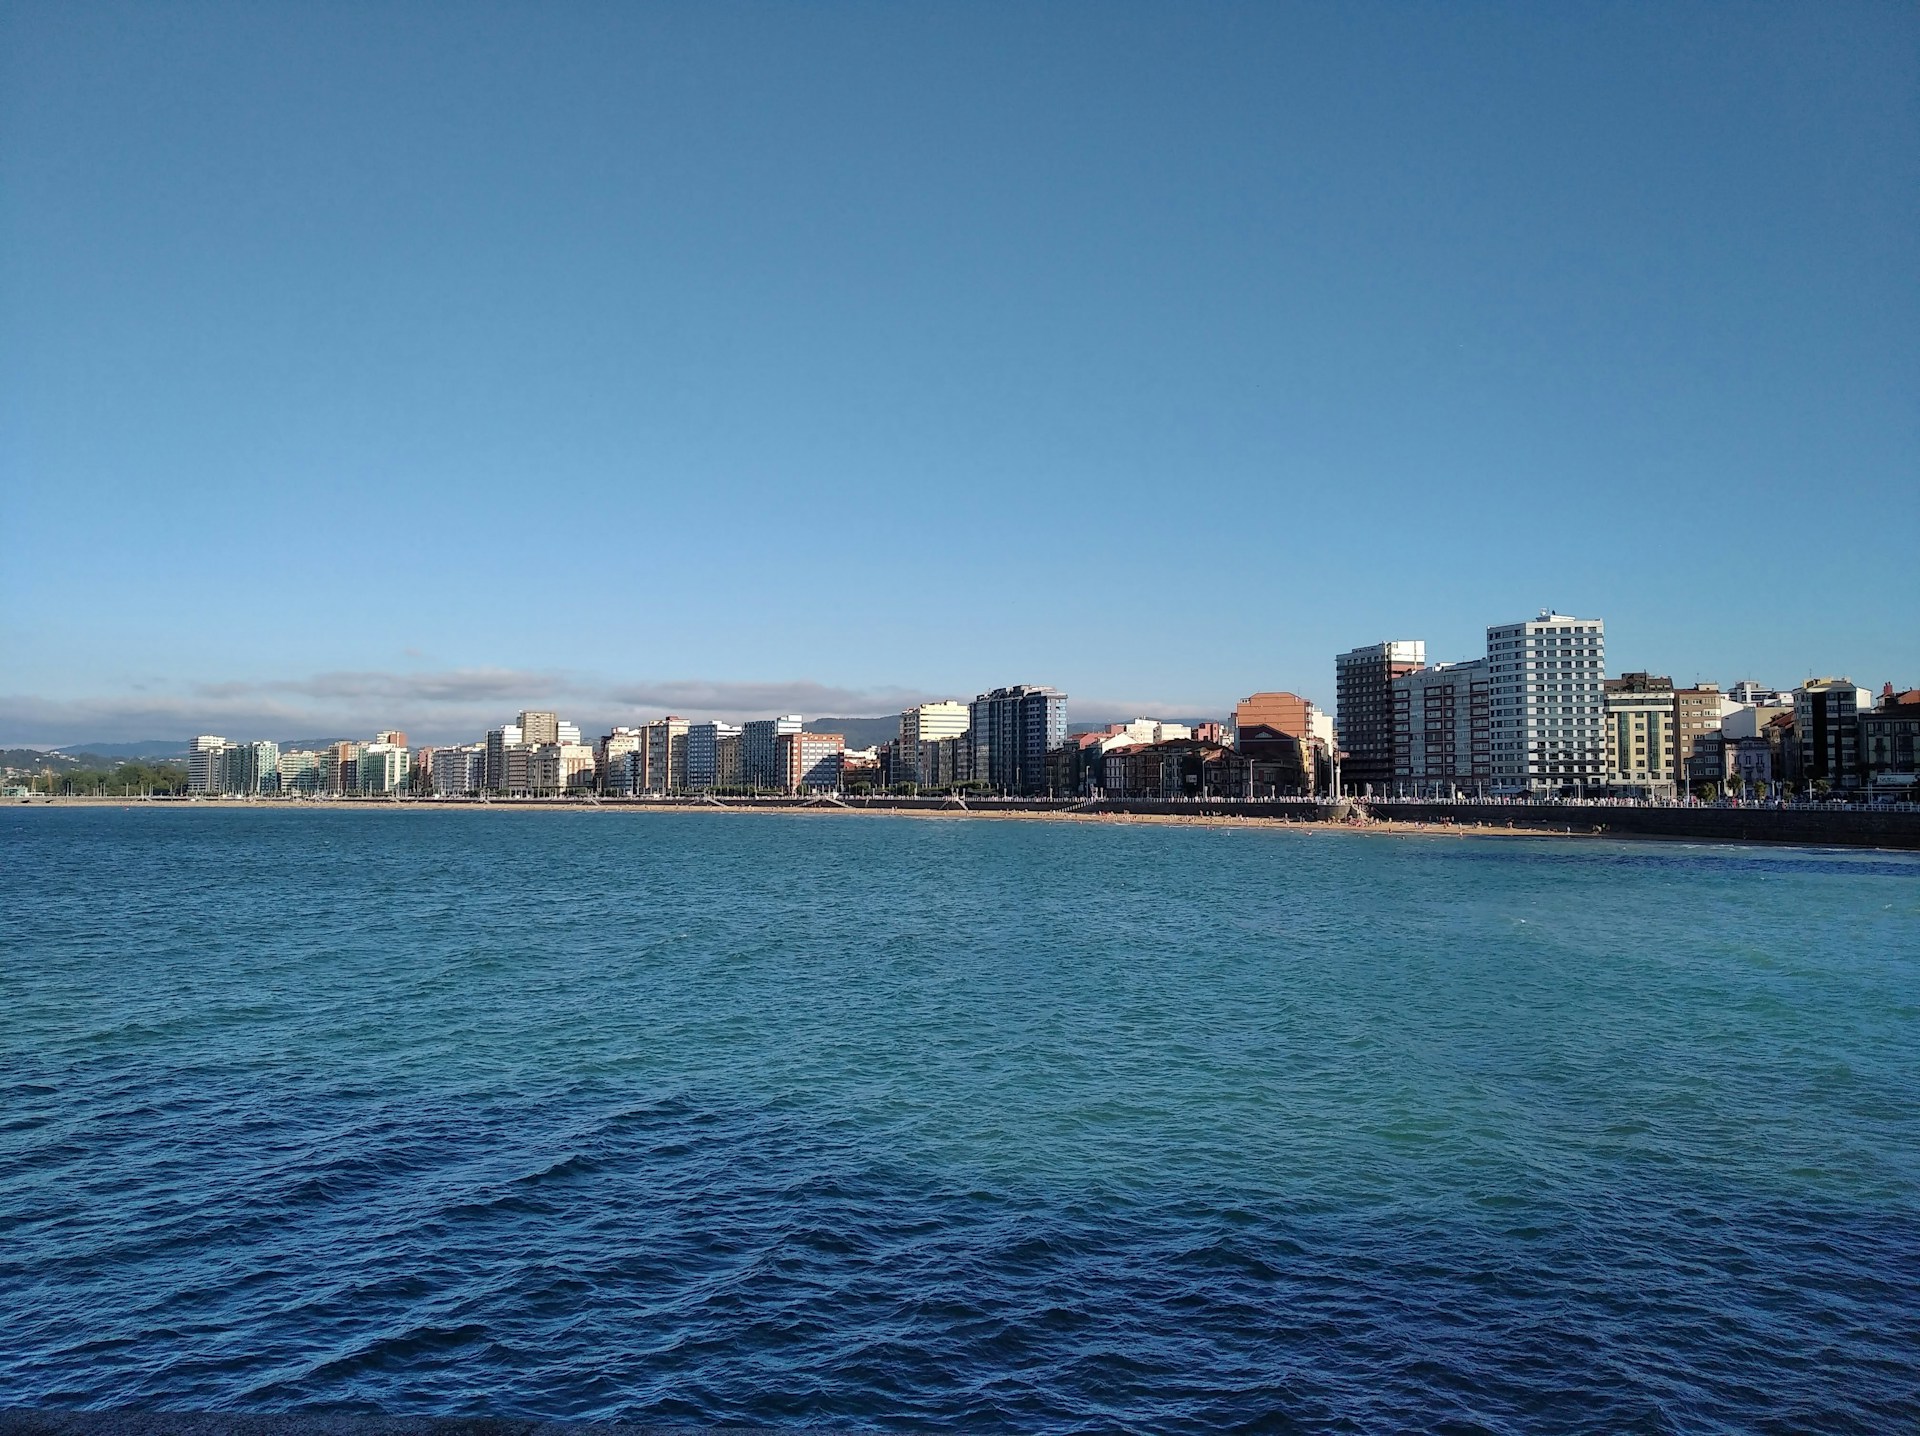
left=3, top=807, right=1917, bottom=1431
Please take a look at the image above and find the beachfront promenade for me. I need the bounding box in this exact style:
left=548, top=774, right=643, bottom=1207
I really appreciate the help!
left=17, top=792, right=1920, bottom=850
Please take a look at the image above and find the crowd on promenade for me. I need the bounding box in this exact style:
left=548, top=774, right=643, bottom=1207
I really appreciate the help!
left=1366, top=794, right=1920, bottom=812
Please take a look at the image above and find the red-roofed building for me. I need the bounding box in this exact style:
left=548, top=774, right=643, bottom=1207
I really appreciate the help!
left=1861, top=685, right=1920, bottom=796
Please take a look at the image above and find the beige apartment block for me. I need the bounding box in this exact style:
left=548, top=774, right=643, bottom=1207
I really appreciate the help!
left=1604, top=673, right=1677, bottom=793
left=715, top=733, right=743, bottom=790
left=517, top=710, right=560, bottom=745
left=1673, top=684, right=1726, bottom=788
left=642, top=718, right=691, bottom=792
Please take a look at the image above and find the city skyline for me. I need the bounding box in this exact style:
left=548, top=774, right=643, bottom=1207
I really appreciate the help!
left=4, top=5, right=1916, bottom=745
left=1, top=589, right=1908, bottom=753
left=2, top=623, right=1909, bottom=751
left=81, top=623, right=1915, bottom=802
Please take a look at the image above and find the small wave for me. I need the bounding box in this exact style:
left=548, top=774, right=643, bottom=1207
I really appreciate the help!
left=290, top=1320, right=493, bottom=1385
left=513, top=1151, right=599, bottom=1187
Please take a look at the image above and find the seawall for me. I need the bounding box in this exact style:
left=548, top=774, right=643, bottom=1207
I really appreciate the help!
left=848, top=795, right=1920, bottom=848
left=847, top=794, right=1920, bottom=848
left=13, top=793, right=1920, bottom=850
left=1353, top=801, right=1920, bottom=850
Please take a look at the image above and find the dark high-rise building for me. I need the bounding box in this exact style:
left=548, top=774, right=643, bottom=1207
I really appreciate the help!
left=1394, top=658, right=1492, bottom=796
left=740, top=714, right=804, bottom=790
left=968, top=685, right=1067, bottom=795
left=1336, top=640, right=1425, bottom=795
left=1795, top=679, right=1870, bottom=792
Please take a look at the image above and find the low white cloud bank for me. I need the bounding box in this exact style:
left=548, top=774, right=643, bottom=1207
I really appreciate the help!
left=0, top=670, right=954, bottom=747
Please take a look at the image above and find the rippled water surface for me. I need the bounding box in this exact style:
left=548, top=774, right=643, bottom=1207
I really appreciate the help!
left=3, top=807, right=1918, bottom=1431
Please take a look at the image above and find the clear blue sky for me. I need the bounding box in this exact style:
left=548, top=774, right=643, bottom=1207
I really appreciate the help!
left=3, top=2, right=1915, bottom=743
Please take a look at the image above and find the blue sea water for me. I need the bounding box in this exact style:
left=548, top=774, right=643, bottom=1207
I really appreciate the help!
left=2, top=807, right=1917, bottom=1433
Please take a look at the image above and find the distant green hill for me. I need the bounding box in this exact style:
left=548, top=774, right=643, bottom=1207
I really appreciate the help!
left=51, top=740, right=190, bottom=760
left=807, top=716, right=899, bottom=749
left=1069, top=715, right=1216, bottom=735
left=4, top=748, right=91, bottom=771
left=3, top=753, right=187, bottom=793
left=5, top=741, right=194, bottom=772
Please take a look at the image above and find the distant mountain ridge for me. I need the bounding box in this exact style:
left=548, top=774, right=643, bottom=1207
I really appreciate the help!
left=1070, top=716, right=1215, bottom=735
left=805, top=716, right=899, bottom=749
left=4, top=746, right=188, bottom=773
left=51, top=740, right=190, bottom=760
left=23, top=713, right=1224, bottom=766
left=4, top=747, right=92, bottom=771
left=807, top=715, right=1222, bottom=749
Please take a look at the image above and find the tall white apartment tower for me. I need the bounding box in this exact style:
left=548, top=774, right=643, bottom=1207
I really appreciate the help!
left=899, top=701, right=970, bottom=787
left=1487, top=612, right=1607, bottom=795
left=188, top=735, right=231, bottom=795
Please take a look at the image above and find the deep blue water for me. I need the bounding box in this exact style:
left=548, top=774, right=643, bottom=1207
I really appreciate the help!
left=3, top=807, right=1917, bottom=1432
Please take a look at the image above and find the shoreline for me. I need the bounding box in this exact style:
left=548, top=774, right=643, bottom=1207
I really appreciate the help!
left=14, top=793, right=1920, bottom=850
left=0, top=795, right=1846, bottom=846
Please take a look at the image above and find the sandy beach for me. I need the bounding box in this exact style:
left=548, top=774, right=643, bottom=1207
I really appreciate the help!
left=9, top=794, right=1568, bottom=839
